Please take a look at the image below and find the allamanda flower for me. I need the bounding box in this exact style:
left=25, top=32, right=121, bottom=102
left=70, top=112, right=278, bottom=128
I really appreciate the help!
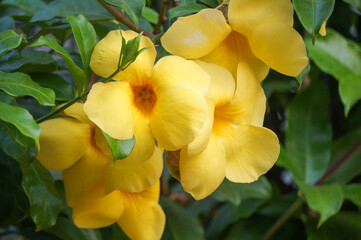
left=168, top=61, right=280, bottom=199
left=161, top=0, right=308, bottom=81
left=85, top=30, right=210, bottom=162
left=37, top=103, right=163, bottom=205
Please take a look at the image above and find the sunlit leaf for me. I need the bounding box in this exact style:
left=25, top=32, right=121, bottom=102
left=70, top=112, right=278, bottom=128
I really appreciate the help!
left=0, top=71, right=55, bottom=106
left=66, top=14, right=97, bottom=88
left=300, top=183, right=343, bottom=227
left=0, top=102, right=41, bottom=148
left=0, top=30, right=22, bottom=58
left=306, top=29, right=361, bottom=115
left=102, top=131, right=135, bottom=162
left=142, top=7, right=158, bottom=24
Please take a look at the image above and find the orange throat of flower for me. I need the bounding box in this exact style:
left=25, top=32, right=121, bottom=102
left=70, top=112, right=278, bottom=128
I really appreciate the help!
left=131, top=83, right=157, bottom=117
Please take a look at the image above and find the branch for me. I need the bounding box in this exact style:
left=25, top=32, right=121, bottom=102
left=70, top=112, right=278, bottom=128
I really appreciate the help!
left=97, top=0, right=153, bottom=36
left=153, top=0, right=171, bottom=34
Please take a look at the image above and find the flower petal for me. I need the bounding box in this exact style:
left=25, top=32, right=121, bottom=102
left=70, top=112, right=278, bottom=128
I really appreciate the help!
left=84, top=81, right=134, bottom=140
left=319, top=21, right=327, bottom=36
left=195, top=60, right=235, bottom=106
left=117, top=182, right=165, bottom=240
left=228, top=0, right=294, bottom=35
left=201, top=31, right=270, bottom=81
left=72, top=180, right=124, bottom=229
left=90, top=30, right=156, bottom=81
left=37, top=118, right=90, bottom=171
left=248, top=23, right=308, bottom=77
left=106, top=147, right=163, bottom=193
left=63, top=147, right=110, bottom=206
left=62, top=102, right=92, bottom=125
left=152, top=56, right=210, bottom=95
left=225, top=124, right=280, bottom=183
left=150, top=82, right=208, bottom=151
left=161, top=9, right=231, bottom=59
left=180, top=136, right=226, bottom=200
left=187, top=100, right=214, bottom=157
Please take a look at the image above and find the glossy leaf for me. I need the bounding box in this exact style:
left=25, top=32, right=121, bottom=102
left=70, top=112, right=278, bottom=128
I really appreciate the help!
left=1, top=0, right=46, bottom=15
left=0, top=124, right=27, bottom=160
left=211, top=177, right=272, bottom=205
left=300, top=183, right=343, bottom=227
left=285, top=79, right=332, bottom=184
left=168, top=3, right=208, bottom=20
left=325, top=127, right=361, bottom=184
left=293, top=0, right=335, bottom=39
left=306, top=29, right=361, bottom=115
left=0, top=30, right=22, bottom=58
left=160, top=196, right=204, bottom=240
left=66, top=14, right=97, bottom=89
left=142, top=7, right=158, bottom=24
left=343, top=184, right=361, bottom=206
left=22, top=160, right=62, bottom=231
left=0, top=71, right=55, bottom=107
left=104, top=0, right=145, bottom=28
left=30, top=0, right=113, bottom=22
left=0, top=16, right=15, bottom=33
left=0, top=49, right=57, bottom=73
left=31, top=36, right=85, bottom=94
left=0, top=102, right=41, bottom=148
left=102, top=131, right=135, bottom=161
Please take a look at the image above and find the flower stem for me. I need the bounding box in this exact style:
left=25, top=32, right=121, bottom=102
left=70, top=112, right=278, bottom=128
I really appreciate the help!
left=153, top=0, right=170, bottom=34
left=261, top=198, right=305, bottom=240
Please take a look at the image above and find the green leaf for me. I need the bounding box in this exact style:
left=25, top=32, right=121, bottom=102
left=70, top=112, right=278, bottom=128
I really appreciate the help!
left=307, top=211, right=361, bottom=240
left=0, top=102, right=41, bottom=148
left=31, top=73, right=74, bottom=101
left=0, top=29, right=22, bottom=58
left=343, top=0, right=361, bottom=11
left=21, top=160, right=62, bottom=231
left=306, top=29, right=361, bottom=115
left=0, top=49, right=57, bottom=73
left=47, top=216, right=89, bottom=240
left=0, top=71, right=55, bottom=107
left=295, top=63, right=310, bottom=86
left=30, top=0, right=113, bottom=22
left=343, top=184, right=361, bottom=206
left=211, top=177, right=272, bottom=205
left=0, top=16, right=15, bottom=33
left=104, top=0, right=145, bottom=28
left=1, top=0, right=46, bottom=15
left=31, top=36, right=85, bottom=94
left=300, top=183, right=343, bottom=227
left=198, top=0, right=218, bottom=7
left=0, top=124, right=27, bottom=160
left=160, top=196, right=204, bottom=240
left=293, top=0, right=335, bottom=39
left=285, top=79, right=332, bottom=184
left=2, top=122, right=34, bottom=149
left=66, top=14, right=97, bottom=89
left=102, top=131, right=135, bottom=161
left=168, top=3, right=208, bottom=20
left=142, top=7, right=158, bottom=24
left=325, top=127, right=361, bottom=184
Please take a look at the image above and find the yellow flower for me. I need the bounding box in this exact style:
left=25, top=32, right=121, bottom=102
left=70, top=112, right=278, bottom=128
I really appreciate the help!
left=37, top=103, right=163, bottom=205
left=72, top=180, right=165, bottom=240
left=170, top=61, right=280, bottom=200
left=161, top=0, right=308, bottom=81
left=85, top=30, right=210, bottom=157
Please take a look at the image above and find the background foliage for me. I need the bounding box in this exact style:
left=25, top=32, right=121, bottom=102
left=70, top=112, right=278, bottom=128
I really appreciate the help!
left=0, top=0, right=361, bottom=239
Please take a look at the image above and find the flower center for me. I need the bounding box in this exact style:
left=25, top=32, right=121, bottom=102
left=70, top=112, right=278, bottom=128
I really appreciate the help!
left=132, top=84, right=157, bottom=117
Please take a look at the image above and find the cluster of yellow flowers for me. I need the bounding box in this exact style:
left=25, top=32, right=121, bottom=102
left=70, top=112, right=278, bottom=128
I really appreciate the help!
left=37, top=0, right=308, bottom=239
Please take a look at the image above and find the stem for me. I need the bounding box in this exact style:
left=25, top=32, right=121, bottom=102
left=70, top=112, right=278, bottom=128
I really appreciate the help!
left=262, top=139, right=361, bottom=239
left=261, top=198, right=305, bottom=240
left=314, top=139, right=361, bottom=185
left=153, top=0, right=170, bottom=34
left=97, top=0, right=153, bottom=36
left=36, top=90, right=89, bottom=124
